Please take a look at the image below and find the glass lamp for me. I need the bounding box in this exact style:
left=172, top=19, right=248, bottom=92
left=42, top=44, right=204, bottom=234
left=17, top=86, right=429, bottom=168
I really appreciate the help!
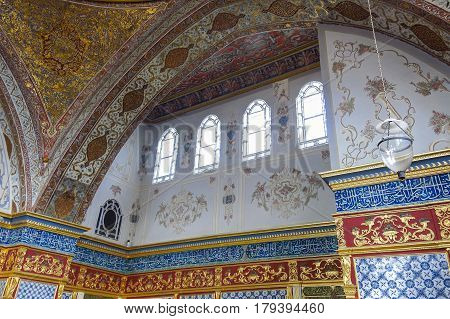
left=376, top=119, right=413, bottom=180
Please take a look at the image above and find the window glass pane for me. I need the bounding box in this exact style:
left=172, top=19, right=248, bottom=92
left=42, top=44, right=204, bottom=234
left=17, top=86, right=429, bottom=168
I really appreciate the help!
left=303, top=93, right=323, bottom=118
left=161, top=137, right=174, bottom=156
left=199, top=146, right=215, bottom=167
left=248, top=130, right=265, bottom=154
left=201, top=125, right=216, bottom=147
left=247, top=110, right=265, bottom=133
left=304, top=115, right=326, bottom=141
left=158, top=156, right=172, bottom=177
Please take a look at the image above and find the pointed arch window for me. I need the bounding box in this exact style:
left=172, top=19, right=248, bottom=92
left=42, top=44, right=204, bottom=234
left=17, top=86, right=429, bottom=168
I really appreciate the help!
left=153, top=128, right=179, bottom=184
left=242, top=99, right=271, bottom=161
left=95, top=199, right=122, bottom=240
left=296, top=81, right=327, bottom=149
left=194, top=115, right=221, bottom=173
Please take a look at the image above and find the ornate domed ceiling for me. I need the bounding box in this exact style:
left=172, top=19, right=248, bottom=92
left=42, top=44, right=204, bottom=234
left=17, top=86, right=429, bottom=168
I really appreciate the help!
left=0, top=0, right=448, bottom=223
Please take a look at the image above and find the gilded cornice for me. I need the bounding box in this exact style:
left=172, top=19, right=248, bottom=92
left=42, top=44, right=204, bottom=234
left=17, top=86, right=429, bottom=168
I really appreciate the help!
left=320, top=150, right=450, bottom=191
left=79, top=221, right=336, bottom=258
left=0, top=211, right=90, bottom=232
left=338, top=239, right=450, bottom=255
left=0, top=221, right=85, bottom=239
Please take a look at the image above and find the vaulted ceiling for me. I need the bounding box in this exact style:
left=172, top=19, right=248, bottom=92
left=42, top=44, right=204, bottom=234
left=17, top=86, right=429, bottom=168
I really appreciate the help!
left=0, top=0, right=448, bottom=223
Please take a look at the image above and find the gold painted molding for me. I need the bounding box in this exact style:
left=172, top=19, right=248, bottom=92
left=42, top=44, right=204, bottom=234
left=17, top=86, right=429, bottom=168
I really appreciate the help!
left=0, top=211, right=90, bottom=232
left=0, top=220, right=86, bottom=239
left=320, top=149, right=449, bottom=179
left=338, top=239, right=450, bottom=255
left=79, top=221, right=336, bottom=257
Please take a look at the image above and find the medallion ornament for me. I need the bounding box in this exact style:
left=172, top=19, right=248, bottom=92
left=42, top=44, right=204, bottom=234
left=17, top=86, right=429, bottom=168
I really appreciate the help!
left=331, top=1, right=373, bottom=21
left=262, top=0, right=305, bottom=17
left=299, top=258, right=342, bottom=280
left=155, top=190, right=208, bottom=233
left=435, top=204, right=450, bottom=240
left=222, top=265, right=288, bottom=285
left=207, top=13, right=245, bottom=34
left=400, top=24, right=448, bottom=52
left=161, top=45, right=194, bottom=72
left=352, top=214, right=435, bottom=247
left=251, top=169, right=323, bottom=218
left=120, top=83, right=148, bottom=116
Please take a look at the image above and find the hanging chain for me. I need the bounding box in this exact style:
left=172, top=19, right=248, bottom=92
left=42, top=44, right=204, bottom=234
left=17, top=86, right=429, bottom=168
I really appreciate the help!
left=367, top=0, right=390, bottom=118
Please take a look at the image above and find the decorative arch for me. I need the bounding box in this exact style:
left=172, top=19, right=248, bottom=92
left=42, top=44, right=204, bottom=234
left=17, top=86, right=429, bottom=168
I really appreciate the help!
left=33, top=0, right=449, bottom=223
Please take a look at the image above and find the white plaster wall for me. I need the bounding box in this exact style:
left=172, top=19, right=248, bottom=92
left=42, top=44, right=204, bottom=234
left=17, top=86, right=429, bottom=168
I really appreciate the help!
left=319, top=24, right=449, bottom=169
left=83, top=129, right=142, bottom=245
left=134, top=70, right=336, bottom=245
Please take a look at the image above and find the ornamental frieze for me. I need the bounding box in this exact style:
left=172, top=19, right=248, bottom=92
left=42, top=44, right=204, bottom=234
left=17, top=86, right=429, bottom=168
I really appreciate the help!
left=222, top=264, right=288, bottom=285
left=298, top=258, right=342, bottom=281
left=337, top=208, right=444, bottom=248
left=22, top=254, right=64, bottom=277
left=435, top=204, right=450, bottom=240
left=126, top=273, right=173, bottom=293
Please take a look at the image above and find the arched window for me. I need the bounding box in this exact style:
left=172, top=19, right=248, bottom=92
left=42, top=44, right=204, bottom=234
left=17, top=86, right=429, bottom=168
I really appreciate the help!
left=296, top=81, right=327, bottom=149
left=194, top=115, right=221, bottom=173
left=153, top=128, right=179, bottom=184
left=242, top=99, right=271, bottom=160
left=95, top=199, right=122, bottom=240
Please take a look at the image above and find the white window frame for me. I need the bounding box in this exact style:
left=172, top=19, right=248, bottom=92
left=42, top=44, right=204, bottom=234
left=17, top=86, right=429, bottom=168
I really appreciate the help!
left=296, top=81, right=328, bottom=149
left=242, top=99, right=271, bottom=161
left=153, top=128, right=179, bottom=184
left=194, top=115, right=221, bottom=174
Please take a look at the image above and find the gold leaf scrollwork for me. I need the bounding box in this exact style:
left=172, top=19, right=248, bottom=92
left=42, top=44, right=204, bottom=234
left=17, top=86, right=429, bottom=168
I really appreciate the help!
left=435, top=205, right=450, bottom=240
left=3, top=277, right=20, bottom=299
left=0, top=248, right=7, bottom=270
left=84, top=272, right=121, bottom=293
left=341, top=256, right=352, bottom=286
left=181, top=269, right=214, bottom=288
left=214, top=267, right=222, bottom=287
left=352, top=214, right=435, bottom=246
left=299, top=258, right=342, bottom=280
left=288, top=260, right=298, bottom=281
left=125, top=274, right=173, bottom=293
left=76, top=267, right=87, bottom=287
left=22, top=254, right=64, bottom=276
left=222, top=265, right=288, bottom=285
left=336, top=217, right=346, bottom=247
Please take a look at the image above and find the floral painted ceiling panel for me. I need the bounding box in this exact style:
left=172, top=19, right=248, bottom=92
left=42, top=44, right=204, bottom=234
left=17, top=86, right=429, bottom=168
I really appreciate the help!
left=170, top=28, right=318, bottom=97
left=0, top=0, right=162, bottom=126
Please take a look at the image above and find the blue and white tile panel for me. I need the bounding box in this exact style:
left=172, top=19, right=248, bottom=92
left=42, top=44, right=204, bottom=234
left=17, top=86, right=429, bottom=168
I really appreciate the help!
left=15, top=280, right=57, bottom=299
left=355, top=253, right=450, bottom=299
left=61, top=291, right=73, bottom=299
left=222, top=289, right=287, bottom=299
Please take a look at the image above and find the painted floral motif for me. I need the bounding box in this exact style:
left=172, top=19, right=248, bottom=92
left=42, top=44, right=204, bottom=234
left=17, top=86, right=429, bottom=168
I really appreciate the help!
left=155, top=190, right=207, bottom=233
left=251, top=169, right=323, bottom=218
left=223, top=180, right=236, bottom=224
left=411, top=75, right=449, bottom=96
left=180, top=129, right=194, bottom=168
left=273, top=80, right=290, bottom=143
left=429, top=111, right=450, bottom=135
left=428, top=110, right=450, bottom=150
left=226, top=117, right=238, bottom=158
left=110, top=185, right=121, bottom=197
left=332, top=41, right=422, bottom=167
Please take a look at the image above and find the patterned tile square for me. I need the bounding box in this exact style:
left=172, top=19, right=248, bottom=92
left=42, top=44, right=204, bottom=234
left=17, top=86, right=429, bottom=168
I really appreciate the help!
left=355, top=253, right=450, bottom=299
left=179, top=293, right=214, bottom=299
left=222, top=289, right=287, bottom=299
left=16, top=280, right=57, bottom=299
left=0, top=279, right=7, bottom=297
left=61, top=291, right=73, bottom=299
